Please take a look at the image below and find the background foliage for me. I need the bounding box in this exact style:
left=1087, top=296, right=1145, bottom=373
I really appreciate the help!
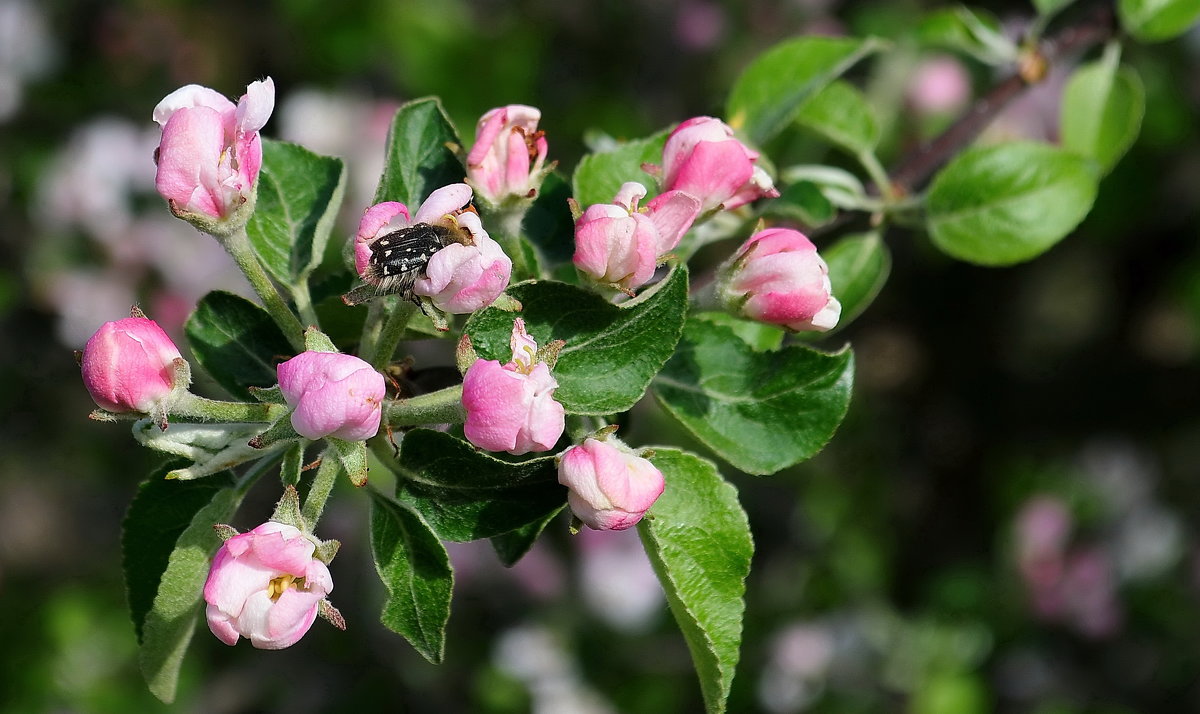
left=2, top=0, right=1200, bottom=712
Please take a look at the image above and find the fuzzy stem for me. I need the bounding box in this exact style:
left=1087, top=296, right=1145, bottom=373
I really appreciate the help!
left=384, top=384, right=466, bottom=427
left=369, top=301, right=418, bottom=370
left=291, top=280, right=321, bottom=330
left=219, top=227, right=306, bottom=351
left=301, top=450, right=342, bottom=526
left=170, top=392, right=283, bottom=423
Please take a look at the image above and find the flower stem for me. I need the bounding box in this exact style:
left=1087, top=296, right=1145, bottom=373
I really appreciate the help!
left=171, top=392, right=283, bottom=423
left=384, top=384, right=466, bottom=426
left=219, top=227, right=306, bottom=351
left=301, top=449, right=342, bottom=526
left=369, top=301, right=417, bottom=370
left=291, top=280, right=321, bottom=330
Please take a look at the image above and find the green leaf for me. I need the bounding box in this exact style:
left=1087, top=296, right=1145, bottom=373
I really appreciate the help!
left=135, top=473, right=242, bottom=702
left=465, top=264, right=690, bottom=415
left=763, top=180, right=836, bottom=227
left=122, top=466, right=234, bottom=644
left=391, top=429, right=566, bottom=542
left=691, top=312, right=784, bottom=353
left=1119, top=0, right=1200, bottom=41
left=916, top=7, right=1017, bottom=65
left=638, top=449, right=753, bottom=714
left=186, top=291, right=294, bottom=399
left=925, top=142, right=1100, bottom=266
left=369, top=490, right=453, bottom=664
left=522, top=172, right=577, bottom=267
left=823, top=231, right=891, bottom=326
left=796, top=80, right=880, bottom=155
left=1033, top=0, right=1075, bottom=15
left=727, top=36, right=884, bottom=146
left=652, top=318, right=854, bottom=475
left=490, top=506, right=563, bottom=567
left=374, top=97, right=465, bottom=208
left=571, top=132, right=666, bottom=209
left=246, top=140, right=346, bottom=286
left=1060, top=45, right=1145, bottom=174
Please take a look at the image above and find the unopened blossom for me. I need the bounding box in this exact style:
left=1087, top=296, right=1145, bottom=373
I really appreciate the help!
left=718, top=228, right=841, bottom=332
left=277, top=351, right=385, bottom=441
left=573, top=181, right=700, bottom=291
left=203, top=522, right=333, bottom=649
left=659, top=116, right=779, bottom=212
left=80, top=316, right=183, bottom=413
left=152, top=78, right=274, bottom=226
left=558, top=437, right=664, bottom=531
left=354, top=183, right=512, bottom=313
left=462, top=319, right=565, bottom=455
left=907, top=56, right=971, bottom=114
left=466, top=104, right=549, bottom=204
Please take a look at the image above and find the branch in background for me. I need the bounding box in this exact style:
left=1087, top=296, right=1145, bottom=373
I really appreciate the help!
left=888, top=2, right=1118, bottom=194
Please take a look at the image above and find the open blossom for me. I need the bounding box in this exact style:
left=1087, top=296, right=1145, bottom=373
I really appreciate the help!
left=718, top=228, right=841, bottom=332
left=558, top=438, right=665, bottom=531
left=354, top=183, right=512, bottom=313
left=466, top=105, right=549, bottom=204
left=277, top=351, right=385, bottom=441
left=152, top=78, right=274, bottom=223
left=81, top=316, right=182, bottom=413
left=573, top=181, right=700, bottom=291
left=462, top=319, right=565, bottom=455
left=659, top=116, right=779, bottom=212
left=203, top=522, right=333, bottom=649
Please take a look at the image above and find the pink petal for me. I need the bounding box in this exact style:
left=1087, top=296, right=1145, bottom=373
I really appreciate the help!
left=236, top=77, right=275, bottom=134
left=413, top=183, right=472, bottom=225
left=153, top=85, right=235, bottom=126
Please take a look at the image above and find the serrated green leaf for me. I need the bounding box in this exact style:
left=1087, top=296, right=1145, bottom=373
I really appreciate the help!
left=123, top=465, right=235, bottom=644
left=1061, top=46, right=1145, bottom=174
left=391, top=429, right=565, bottom=541
left=638, top=449, right=752, bottom=714
left=374, top=97, right=465, bottom=208
left=796, top=80, right=880, bottom=155
left=369, top=490, right=453, bottom=664
left=465, top=265, right=690, bottom=415
left=727, top=36, right=884, bottom=146
left=186, top=291, right=294, bottom=399
left=823, top=231, right=891, bottom=326
left=1119, top=0, right=1200, bottom=41
left=652, top=318, right=854, bottom=475
left=925, top=142, right=1099, bottom=266
left=137, top=477, right=242, bottom=702
left=571, top=132, right=667, bottom=209
left=246, top=140, right=346, bottom=286
left=490, top=506, right=563, bottom=567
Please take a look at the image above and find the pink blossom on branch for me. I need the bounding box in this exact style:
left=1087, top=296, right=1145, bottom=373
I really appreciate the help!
left=277, top=351, right=385, bottom=441
left=466, top=104, right=550, bottom=205
left=573, top=181, right=700, bottom=291
left=462, top=319, right=565, bottom=455
left=658, top=116, right=779, bottom=212
left=353, top=184, right=512, bottom=313
left=203, top=522, right=334, bottom=649
left=152, top=78, right=274, bottom=225
left=80, top=316, right=183, bottom=413
left=558, top=437, right=665, bottom=531
left=718, top=228, right=841, bottom=332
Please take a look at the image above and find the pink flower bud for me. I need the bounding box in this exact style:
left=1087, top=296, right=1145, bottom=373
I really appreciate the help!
left=466, top=104, right=549, bottom=204
left=80, top=317, right=183, bottom=412
left=203, top=521, right=333, bottom=649
left=277, top=351, right=385, bottom=441
left=152, top=78, right=274, bottom=222
left=354, top=184, right=512, bottom=312
left=719, top=228, right=841, bottom=332
left=659, top=116, right=780, bottom=212
left=907, top=56, right=971, bottom=115
left=573, top=182, right=700, bottom=291
left=558, top=438, right=665, bottom=531
left=462, top=319, right=565, bottom=455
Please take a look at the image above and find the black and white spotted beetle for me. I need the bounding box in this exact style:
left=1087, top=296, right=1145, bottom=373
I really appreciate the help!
left=360, top=222, right=456, bottom=303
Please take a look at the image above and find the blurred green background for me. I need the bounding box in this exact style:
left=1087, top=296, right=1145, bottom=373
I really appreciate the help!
left=2, top=0, right=1200, bottom=712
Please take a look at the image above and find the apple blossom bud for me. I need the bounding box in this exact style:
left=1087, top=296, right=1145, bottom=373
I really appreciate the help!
left=558, top=438, right=665, bottom=531
left=81, top=316, right=183, bottom=413
left=466, top=104, right=549, bottom=205
left=573, top=182, right=700, bottom=291
left=152, top=78, right=274, bottom=232
left=907, top=56, right=971, bottom=115
left=462, top=319, right=565, bottom=455
left=277, top=351, right=385, bottom=441
left=718, top=228, right=841, bottom=332
left=352, top=184, right=512, bottom=313
left=659, top=116, right=779, bottom=212
left=203, top=521, right=334, bottom=649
